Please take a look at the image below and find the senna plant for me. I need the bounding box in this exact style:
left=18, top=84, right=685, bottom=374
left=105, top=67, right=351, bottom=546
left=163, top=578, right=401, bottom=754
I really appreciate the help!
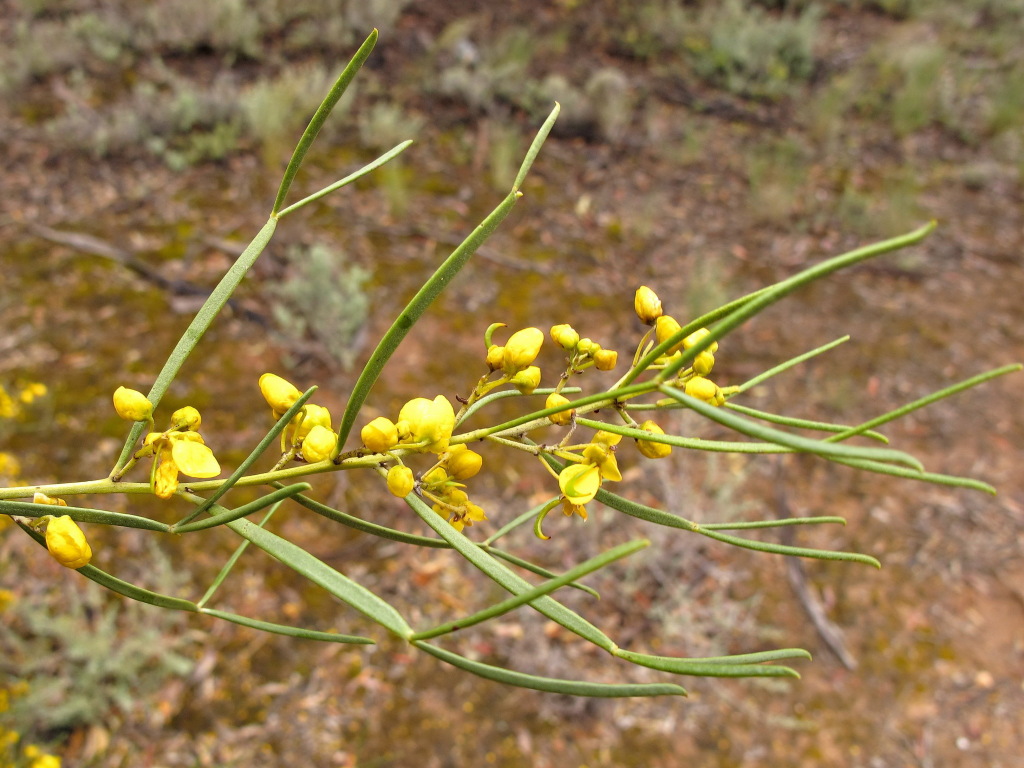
left=1, top=31, right=1019, bottom=699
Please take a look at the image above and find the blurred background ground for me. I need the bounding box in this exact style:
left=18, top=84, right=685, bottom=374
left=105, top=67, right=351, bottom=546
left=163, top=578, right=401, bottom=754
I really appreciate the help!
left=1, top=1, right=1022, bottom=766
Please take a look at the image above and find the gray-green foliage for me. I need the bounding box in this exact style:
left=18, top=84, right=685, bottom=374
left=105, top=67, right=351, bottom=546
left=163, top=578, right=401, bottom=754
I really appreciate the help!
left=694, top=0, right=821, bottom=99
left=268, top=243, right=371, bottom=370
left=0, top=544, right=196, bottom=736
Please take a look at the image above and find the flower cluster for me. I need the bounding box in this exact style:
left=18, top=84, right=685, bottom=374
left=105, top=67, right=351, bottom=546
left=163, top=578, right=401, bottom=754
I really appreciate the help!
left=114, top=387, right=222, bottom=499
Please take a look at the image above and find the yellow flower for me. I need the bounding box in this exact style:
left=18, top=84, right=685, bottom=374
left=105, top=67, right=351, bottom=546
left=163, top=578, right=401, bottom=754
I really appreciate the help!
left=398, top=395, right=456, bottom=453
left=259, top=373, right=302, bottom=416
left=150, top=431, right=221, bottom=499
left=634, top=286, right=663, bottom=325
left=361, top=416, right=399, bottom=453
left=112, top=386, right=153, bottom=422
left=301, top=425, right=337, bottom=463
left=545, top=392, right=574, bottom=426
left=44, top=515, right=92, bottom=569
left=509, top=365, right=541, bottom=395
left=550, top=324, right=580, bottom=350
left=446, top=445, right=483, bottom=480
left=593, top=348, right=618, bottom=371
left=561, top=497, right=588, bottom=520
left=502, top=327, right=544, bottom=374
left=558, top=462, right=602, bottom=505
left=387, top=465, right=415, bottom=497
left=635, top=420, right=672, bottom=459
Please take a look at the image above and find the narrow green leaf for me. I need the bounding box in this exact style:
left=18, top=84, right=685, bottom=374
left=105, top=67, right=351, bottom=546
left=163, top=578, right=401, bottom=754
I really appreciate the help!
left=199, top=609, right=374, bottom=645
left=614, top=648, right=800, bottom=679
left=276, top=140, right=413, bottom=218
left=658, top=385, right=924, bottom=470
left=225, top=517, right=413, bottom=638
left=831, top=457, right=997, bottom=494
left=335, top=109, right=560, bottom=452
left=283, top=485, right=451, bottom=548
left=199, top=501, right=283, bottom=608
left=595, top=489, right=881, bottom=567
left=735, top=336, right=850, bottom=393
left=513, top=103, right=559, bottom=189
left=574, top=417, right=794, bottom=454
left=825, top=364, right=1022, bottom=442
left=271, top=29, right=378, bottom=216
left=405, top=492, right=617, bottom=651
left=414, top=641, right=687, bottom=698
left=174, top=387, right=318, bottom=528
left=172, top=483, right=310, bottom=534
left=654, top=222, right=937, bottom=384
left=723, top=403, right=889, bottom=443
left=700, top=516, right=846, bottom=531
left=0, top=500, right=169, bottom=532
left=692, top=648, right=812, bottom=664
left=483, top=547, right=601, bottom=599
left=412, top=540, right=647, bottom=641
left=114, top=216, right=279, bottom=472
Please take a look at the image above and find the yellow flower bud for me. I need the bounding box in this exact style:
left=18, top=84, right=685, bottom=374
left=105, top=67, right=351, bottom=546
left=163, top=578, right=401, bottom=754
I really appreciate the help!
left=154, top=457, right=179, bottom=499
left=292, top=404, right=332, bottom=441
left=683, top=327, right=719, bottom=354
left=593, top=348, right=618, bottom=371
left=634, top=286, right=663, bottom=325
left=112, top=386, right=153, bottom=421
left=576, top=337, right=595, bottom=355
left=259, top=373, right=302, bottom=415
left=655, top=315, right=683, bottom=352
left=684, top=376, right=721, bottom=405
left=447, top=445, right=483, bottom=480
left=301, top=425, right=337, bottom=463
left=485, top=344, right=505, bottom=372
left=32, top=492, right=67, bottom=506
left=592, top=430, right=623, bottom=447
left=399, top=395, right=456, bottom=453
left=387, top=465, right=415, bottom=497
left=170, top=406, right=202, bottom=432
left=550, top=324, right=580, bottom=350
left=636, top=420, right=672, bottom=459
left=361, top=417, right=399, bottom=453
left=693, top=350, right=715, bottom=376
left=502, top=327, right=544, bottom=374
left=545, top=392, right=574, bottom=426
left=510, top=365, right=541, bottom=395
left=421, top=466, right=448, bottom=487
left=558, top=463, right=601, bottom=505
left=44, top=515, right=92, bottom=569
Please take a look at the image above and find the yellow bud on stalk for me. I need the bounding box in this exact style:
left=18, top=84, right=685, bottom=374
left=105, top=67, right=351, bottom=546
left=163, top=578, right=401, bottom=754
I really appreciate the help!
left=634, top=286, right=663, bottom=325
left=550, top=324, right=580, bottom=350
left=44, top=515, right=92, bottom=569
left=485, top=344, right=505, bottom=372
left=684, top=376, right=723, bottom=405
left=502, top=327, right=545, bottom=374
left=655, top=316, right=683, bottom=353
left=693, top=350, right=715, bottom=376
left=510, top=366, right=541, bottom=395
left=301, top=425, right=337, bottom=463
left=387, top=465, right=415, bottom=498
left=683, top=327, right=719, bottom=354
left=292, top=404, right=332, bottom=441
left=447, top=445, right=483, bottom=480
left=593, top=348, right=618, bottom=371
left=636, top=420, right=672, bottom=459
left=545, top=392, right=574, bottom=426
left=361, top=417, right=399, bottom=453
left=112, top=386, right=153, bottom=422
left=398, top=395, right=456, bottom=453
left=170, top=406, right=202, bottom=432
left=259, top=373, right=302, bottom=415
